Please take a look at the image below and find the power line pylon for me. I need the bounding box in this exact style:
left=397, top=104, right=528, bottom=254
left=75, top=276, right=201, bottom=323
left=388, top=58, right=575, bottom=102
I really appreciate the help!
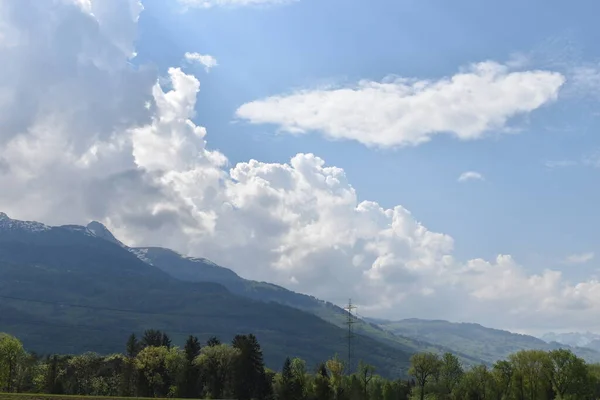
left=344, top=298, right=356, bottom=373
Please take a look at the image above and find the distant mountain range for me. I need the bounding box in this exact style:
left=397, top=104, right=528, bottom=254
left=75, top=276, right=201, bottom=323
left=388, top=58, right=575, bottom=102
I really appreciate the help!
left=368, top=318, right=600, bottom=365
left=1, top=212, right=599, bottom=374
left=541, top=332, right=600, bottom=352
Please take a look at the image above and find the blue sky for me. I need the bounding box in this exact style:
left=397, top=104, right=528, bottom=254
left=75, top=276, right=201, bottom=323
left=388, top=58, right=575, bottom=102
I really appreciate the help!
left=136, top=0, right=600, bottom=275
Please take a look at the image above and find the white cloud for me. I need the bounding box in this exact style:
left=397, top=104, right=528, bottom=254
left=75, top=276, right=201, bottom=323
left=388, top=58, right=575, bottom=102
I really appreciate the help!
left=544, top=160, right=578, bottom=169
left=583, top=150, right=600, bottom=168
left=235, top=62, right=565, bottom=148
left=544, top=150, right=600, bottom=169
left=178, top=0, right=297, bottom=9
left=4, top=0, right=600, bottom=333
left=570, top=65, right=600, bottom=98
left=564, top=252, right=595, bottom=265
left=184, top=52, right=218, bottom=72
left=457, top=171, right=484, bottom=183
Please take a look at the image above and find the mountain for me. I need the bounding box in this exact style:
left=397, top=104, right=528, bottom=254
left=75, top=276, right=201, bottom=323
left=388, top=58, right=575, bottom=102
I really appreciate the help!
left=541, top=332, right=600, bottom=352
left=370, top=318, right=600, bottom=365
left=0, top=213, right=411, bottom=377
left=122, top=236, right=486, bottom=366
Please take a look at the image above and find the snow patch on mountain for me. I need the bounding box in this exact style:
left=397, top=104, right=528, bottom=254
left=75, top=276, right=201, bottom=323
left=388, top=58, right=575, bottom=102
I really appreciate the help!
left=60, top=225, right=96, bottom=236
left=0, top=212, right=50, bottom=233
left=86, top=221, right=125, bottom=246
left=129, top=247, right=153, bottom=265
left=183, top=255, right=220, bottom=267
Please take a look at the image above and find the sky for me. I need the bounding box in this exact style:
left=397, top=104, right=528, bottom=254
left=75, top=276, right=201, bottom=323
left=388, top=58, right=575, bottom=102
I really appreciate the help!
left=2, top=0, right=600, bottom=335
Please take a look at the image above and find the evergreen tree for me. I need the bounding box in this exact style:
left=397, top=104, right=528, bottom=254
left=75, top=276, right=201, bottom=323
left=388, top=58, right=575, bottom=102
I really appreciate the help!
left=161, top=332, right=172, bottom=349
left=126, top=334, right=140, bottom=358
left=313, top=363, right=332, bottom=400
left=206, top=336, right=221, bottom=347
left=141, top=329, right=163, bottom=348
left=279, top=357, right=304, bottom=400
left=180, top=335, right=201, bottom=398
left=122, top=334, right=139, bottom=396
left=232, top=334, right=268, bottom=400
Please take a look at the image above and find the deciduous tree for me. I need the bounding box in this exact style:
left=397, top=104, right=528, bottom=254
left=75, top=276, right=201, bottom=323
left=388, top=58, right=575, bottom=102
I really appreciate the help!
left=408, top=352, right=441, bottom=400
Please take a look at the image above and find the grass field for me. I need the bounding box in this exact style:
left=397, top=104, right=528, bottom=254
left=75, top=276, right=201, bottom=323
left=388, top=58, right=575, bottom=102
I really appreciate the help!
left=0, top=394, right=236, bottom=400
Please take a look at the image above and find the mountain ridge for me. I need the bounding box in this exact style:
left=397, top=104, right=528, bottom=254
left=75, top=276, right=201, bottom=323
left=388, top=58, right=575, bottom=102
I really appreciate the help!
left=371, top=317, right=600, bottom=365
left=4, top=213, right=595, bottom=370
left=77, top=221, right=477, bottom=364
left=0, top=213, right=412, bottom=376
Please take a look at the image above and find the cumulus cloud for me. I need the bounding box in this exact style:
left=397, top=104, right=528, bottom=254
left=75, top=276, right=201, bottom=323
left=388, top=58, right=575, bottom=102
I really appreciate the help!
left=235, top=63, right=565, bottom=148
left=564, top=252, right=595, bottom=265
left=457, top=171, right=485, bottom=183
left=4, top=0, right=600, bottom=332
left=184, top=52, right=218, bottom=72
left=178, top=0, right=297, bottom=9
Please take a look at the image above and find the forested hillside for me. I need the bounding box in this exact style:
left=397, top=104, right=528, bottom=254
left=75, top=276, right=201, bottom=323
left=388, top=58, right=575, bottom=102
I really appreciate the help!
left=128, top=242, right=484, bottom=367
left=0, top=214, right=410, bottom=376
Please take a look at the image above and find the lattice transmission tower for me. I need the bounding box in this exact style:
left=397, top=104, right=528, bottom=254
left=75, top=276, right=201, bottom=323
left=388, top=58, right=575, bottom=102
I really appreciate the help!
left=344, top=298, right=357, bottom=372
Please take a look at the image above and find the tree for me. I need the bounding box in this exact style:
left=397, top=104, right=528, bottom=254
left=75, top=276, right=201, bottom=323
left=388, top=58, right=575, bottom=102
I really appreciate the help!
left=279, top=357, right=304, bottom=400
left=122, top=334, right=139, bottom=396
left=164, top=347, right=186, bottom=397
left=14, top=352, right=40, bottom=393
left=141, top=329, right=164, bottom=348
left=180, top=335, right=201, bottom=398
left=326, top=355, right=346, bottom=399
left=0, top=334, right=26, bottom=392
left=206, top=336, right=221, bottom=347
left=469, top=364, right=495, bottom=400
left=232, top=334, right=267, bottom=400
left=126, top=334, right=140, bottom=358
left=194, top=343, right=240, bottom=399
left=509, top=350, right=551, bottom=400
left=313, top=363, right=333, bottom=400
left=438, top=352, right=463, bottom=398
left=491, top=360, right=513, bottom=400
left=546, top=348, right=589, bottom=398
left=161, top=333, right=172, bottom=349
left=408, top=352, right=441, bottom=400
left=44, top=355, right=62, bottom=394
left=66, top=352, right=102, bottom=394
left=368, top=377, right=384, bottom=400
left=134, top=346, right=171, bottom=397
left=291, top=357, right=308, bottom=400
left=358, top=361, right=375, bottom=400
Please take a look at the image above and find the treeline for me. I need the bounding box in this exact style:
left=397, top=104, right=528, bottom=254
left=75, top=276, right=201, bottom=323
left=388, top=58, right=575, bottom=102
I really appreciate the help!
left=2, top=331, right=600, bottom=400
left=409, top=349, right=600, bottom=400
left=0, top=330, right=410, bottom=399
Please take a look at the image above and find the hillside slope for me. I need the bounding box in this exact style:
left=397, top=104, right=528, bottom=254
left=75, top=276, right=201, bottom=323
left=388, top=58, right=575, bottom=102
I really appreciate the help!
left=128, top=243, right=485, bottom=366
left=372, top=318, right=600, bottom=365
left=0, top=213, right=411, bottom=376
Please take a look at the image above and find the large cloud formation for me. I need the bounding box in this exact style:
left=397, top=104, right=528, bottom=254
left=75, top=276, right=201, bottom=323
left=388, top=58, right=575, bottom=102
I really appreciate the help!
left=236, top=63, right=565, bottom=148
left=2, top=0, right=599, bottom=333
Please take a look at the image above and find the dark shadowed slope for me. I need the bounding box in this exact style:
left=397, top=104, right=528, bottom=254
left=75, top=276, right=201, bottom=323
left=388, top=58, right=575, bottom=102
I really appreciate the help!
left=0, top=213, right=411, bottom=377
left=127, top=242, right=486, bottom=366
